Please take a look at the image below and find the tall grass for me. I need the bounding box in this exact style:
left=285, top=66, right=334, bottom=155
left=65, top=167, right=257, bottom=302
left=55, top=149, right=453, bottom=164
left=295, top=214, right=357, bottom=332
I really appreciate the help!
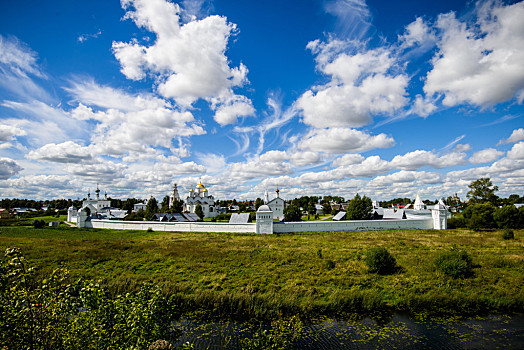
left=1, top=225, right=523, bottom=320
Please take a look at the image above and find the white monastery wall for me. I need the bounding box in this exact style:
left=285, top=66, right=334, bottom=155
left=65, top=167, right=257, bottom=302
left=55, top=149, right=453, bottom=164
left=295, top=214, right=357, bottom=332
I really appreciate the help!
left=87, top=219, right=256, bottom=233
left=272, top=218, right=433, bottom=233
left=81, top=217, right=433, bottom=233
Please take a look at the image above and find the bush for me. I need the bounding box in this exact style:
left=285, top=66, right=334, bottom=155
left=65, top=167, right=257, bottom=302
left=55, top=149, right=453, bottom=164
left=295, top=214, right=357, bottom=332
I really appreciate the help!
left=463, top=203, right=496, bottom=230
left=32, top=219, right=45, bottom=228
left=147, top=227, right=154, bottom=232
left=494, top=205, right=522, bottom=229
left=502, top=229, right=514, bottom=240
left=326, top=260, right=335, bottom=269
left=435, top=248, right=473, bottom=279
left=447, top=216, right=466, bottom=229
left=0, top=247, right=183, bottom=349
left=365, top=247, right=397, bottom=275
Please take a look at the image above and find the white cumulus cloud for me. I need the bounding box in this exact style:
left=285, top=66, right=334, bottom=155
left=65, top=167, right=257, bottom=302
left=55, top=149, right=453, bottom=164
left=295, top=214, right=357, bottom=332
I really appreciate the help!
left=26, top=141, right=93, bottom=163
left=298, top=127, right=395, bottom=154
left=424, top=1, right=524, bottom=106
left=499, top=128, right=524, bottom=144
left=0, top=157, right=23, bottom=179
left=507, top=142, right=524, bottom=159
left=469, top=148, right=504, bottom=164
left=297, top=41, right=409, bottom=128
left=112, top=0, right=253, bottom=125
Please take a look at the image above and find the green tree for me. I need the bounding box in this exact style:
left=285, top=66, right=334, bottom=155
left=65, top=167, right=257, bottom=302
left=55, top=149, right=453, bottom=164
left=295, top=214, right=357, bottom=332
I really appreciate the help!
left=463, top=202, right=496, bottom=230
left=170, top=199, right=184, bottom=213
left=346, top=193, right=373, bottom=220
left=283, top=204, right=301, bottom=222
left=322, top=202, right=331, bottom=215
left=494, top=205, right=522, bottom=229
left=145, top=197, right=159, bottom=220
left=160, top=195, right=170, bottom=213
left=254, top=198, right=263, bottom=210
left=239, top=202, right=247, bottom=212
left=307, top=202, right=316, bottom=219
left=195, top=204, right=204, bottom=220
left=467, top=178, right=499, bottom=205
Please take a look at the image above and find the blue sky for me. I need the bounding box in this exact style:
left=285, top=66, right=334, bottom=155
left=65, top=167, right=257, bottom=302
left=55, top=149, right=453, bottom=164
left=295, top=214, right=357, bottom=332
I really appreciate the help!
left=1, top=0, right=523, bottom=202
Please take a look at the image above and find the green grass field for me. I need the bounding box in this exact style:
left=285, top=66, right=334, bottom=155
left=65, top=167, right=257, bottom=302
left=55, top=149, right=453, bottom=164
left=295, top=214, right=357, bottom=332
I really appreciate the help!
left=1, top=224, right=523, bottom=320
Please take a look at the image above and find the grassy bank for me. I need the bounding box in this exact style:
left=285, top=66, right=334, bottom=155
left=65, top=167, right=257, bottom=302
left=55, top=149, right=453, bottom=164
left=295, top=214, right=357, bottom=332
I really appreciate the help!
left=0, top=225, right=523, bottom=320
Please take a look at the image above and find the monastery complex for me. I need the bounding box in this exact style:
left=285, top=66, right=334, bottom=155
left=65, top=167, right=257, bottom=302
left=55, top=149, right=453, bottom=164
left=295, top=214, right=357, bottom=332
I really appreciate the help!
left=67, top=181, right=449, bottom=234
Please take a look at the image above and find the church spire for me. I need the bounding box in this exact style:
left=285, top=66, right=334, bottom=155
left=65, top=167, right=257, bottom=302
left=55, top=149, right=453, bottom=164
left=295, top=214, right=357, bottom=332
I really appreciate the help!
left=95, top=183, right=100, bottom=200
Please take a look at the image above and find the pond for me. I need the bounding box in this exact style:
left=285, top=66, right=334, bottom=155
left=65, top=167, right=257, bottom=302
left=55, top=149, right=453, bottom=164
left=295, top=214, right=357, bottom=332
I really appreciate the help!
left=170, top=313, right=524, bottom=349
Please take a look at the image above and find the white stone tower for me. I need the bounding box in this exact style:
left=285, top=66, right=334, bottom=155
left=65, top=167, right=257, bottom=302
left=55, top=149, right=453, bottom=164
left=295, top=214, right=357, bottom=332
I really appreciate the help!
left=256, top=205, right=273, bottom=234
left=432, top=203, right=448, bottom=230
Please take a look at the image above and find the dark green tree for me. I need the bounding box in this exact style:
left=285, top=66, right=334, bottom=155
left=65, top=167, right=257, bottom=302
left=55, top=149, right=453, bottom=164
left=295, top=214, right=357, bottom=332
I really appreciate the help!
left=346, top=193, right=373, bottom=220
left=322, top=202, right=331, bottom=215
left=494, top=205, right=522, bottom=229
left=145, top=197, right=159, bottom=220
left=283, top=204, right=302, bottom=222
left=307, top=202, right=316, bottom=219
left=467, top=178, right=499, bottom=205
left=463, top=202, right=496, bottom=230
left=239, top=203, right=247, bottom=212
left=170, top=199, right=184, bottom=213
left=254, top=198, right=263, bottom=210
left=195, top=204, right=204, bottom=220
left=160, top=196, right=170, bottom=213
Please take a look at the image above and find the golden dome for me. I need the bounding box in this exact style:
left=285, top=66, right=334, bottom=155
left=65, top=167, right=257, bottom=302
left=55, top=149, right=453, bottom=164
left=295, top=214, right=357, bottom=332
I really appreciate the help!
left=189, top=188, right=194, bottom=192
left=196, top=182, right=206, bottom=189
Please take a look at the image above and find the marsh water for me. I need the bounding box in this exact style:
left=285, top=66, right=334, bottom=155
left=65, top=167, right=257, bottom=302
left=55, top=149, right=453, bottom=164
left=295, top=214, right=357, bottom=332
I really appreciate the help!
left=170, top=314, right=524, bottom=349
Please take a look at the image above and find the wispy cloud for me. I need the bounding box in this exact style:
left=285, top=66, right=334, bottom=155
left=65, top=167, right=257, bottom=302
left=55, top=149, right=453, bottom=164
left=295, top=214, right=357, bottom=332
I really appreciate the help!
left=481, top=114, right=522, bottom=127
left=439, top=134, right=466, bottom=153
left=78, top=29, right=102, bottom=43
left=324, top=0, right=372, bottom=40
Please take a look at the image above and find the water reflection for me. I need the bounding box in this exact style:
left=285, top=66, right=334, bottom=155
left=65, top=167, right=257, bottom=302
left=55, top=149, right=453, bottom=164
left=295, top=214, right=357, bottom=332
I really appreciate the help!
left=171, top=314, right=524, bottom=349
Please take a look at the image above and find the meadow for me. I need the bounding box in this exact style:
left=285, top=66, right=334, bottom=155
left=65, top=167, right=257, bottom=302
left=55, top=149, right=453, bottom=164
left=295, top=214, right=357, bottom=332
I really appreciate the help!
left=0, top=223, right=523, bottom=320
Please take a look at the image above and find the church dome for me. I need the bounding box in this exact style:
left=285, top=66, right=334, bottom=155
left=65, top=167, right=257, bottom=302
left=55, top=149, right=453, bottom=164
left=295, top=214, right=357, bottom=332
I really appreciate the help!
left=257, top=205, right=272, bottom=212
left=196, top=182, right=206, bottom=189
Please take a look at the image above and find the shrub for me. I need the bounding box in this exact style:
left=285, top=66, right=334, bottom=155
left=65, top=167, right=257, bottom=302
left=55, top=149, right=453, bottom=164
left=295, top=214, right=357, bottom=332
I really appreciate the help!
left=463, top=203, right=496, bottom=230
left=147, top=227, right=154, bottom=232
left=447, top=216, right=466, bottom=229
left=326, top=260, right=335, bottom=269
left=32, top=219, right=45, bottom=228
left=0, top=248, right=183, bottom=349
left=494, top=205, right=521, bottom=229
left=502, top=229, right=514, bottom=240
left=435, top=248, right=473, bottom=279
left=365, top=247, right=397, bottom=275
